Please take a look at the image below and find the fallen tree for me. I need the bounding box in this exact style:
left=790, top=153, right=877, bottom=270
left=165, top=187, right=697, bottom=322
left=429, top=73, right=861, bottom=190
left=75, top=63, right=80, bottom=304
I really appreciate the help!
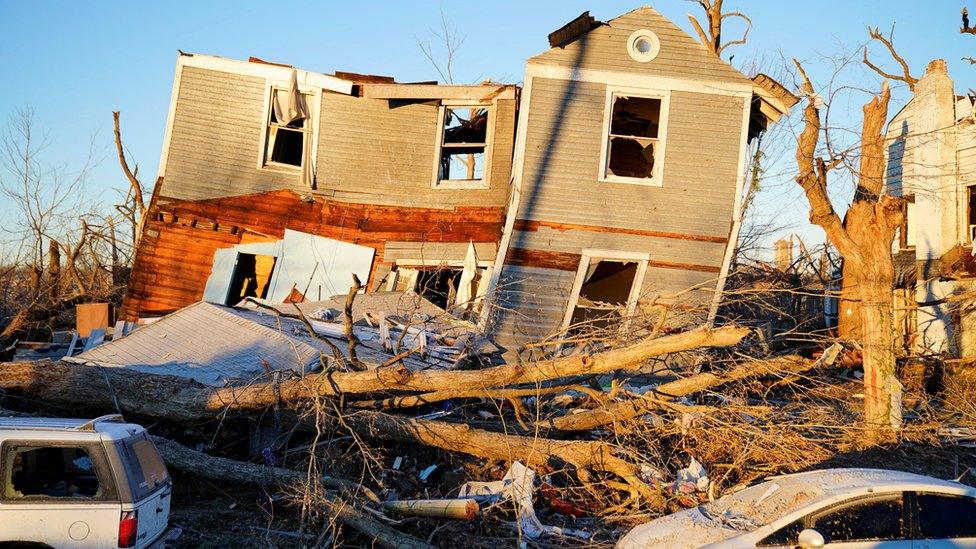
left=150, top=435, right=432, bottom=549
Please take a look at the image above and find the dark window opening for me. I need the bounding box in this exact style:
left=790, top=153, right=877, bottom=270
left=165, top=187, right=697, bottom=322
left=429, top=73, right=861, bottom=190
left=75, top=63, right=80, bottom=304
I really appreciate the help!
left=438, top=107, right=488, bottom=182
left=265, top=89, right=309, bottom=167
left=416, top=268, right=463, bottom=309
left=912, top=493, right=976, bottom=539
left=811, top=494, right=904, bottom=543
left=606, top=96, right=661, bottom=180
left=226, top=253, right=277, bottom=305
left=569, top=260, right=638, bottom=331
left=5, top=446, right=102, bottom=499
left=967, top=185, right=976, bottom=243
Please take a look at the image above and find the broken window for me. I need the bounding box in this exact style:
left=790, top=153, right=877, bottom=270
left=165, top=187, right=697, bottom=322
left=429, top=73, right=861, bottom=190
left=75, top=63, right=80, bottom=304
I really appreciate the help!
left=567, top=259, right=641, bottom=332
left=436, top=106, right=489, bottom=185
left=604, top=94, right=663, bottom=182
left=415, top=268, right=464, bottom=310
left=4, top=446, right=103, bottom=499
left=226, top=253, right=277, bottom=305
left=265, top=87, right=312, bottom=168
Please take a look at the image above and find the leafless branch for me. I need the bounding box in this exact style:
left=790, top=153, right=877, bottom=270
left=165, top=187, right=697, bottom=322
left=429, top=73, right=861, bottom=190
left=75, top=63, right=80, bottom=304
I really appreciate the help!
left=863, top=25, right=918, bottom=90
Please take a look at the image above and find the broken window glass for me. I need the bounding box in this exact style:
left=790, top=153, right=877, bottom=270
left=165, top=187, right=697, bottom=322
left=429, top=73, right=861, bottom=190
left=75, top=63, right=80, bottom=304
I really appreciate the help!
left=606, top=95, right=661, bottom=181
left=437, top=107, right=488, bottom=184
left=568, top=260, right=639, bottom=333
left=5, top=446, right=103, bottom=499
left=265, top=88, right=310, bottom=168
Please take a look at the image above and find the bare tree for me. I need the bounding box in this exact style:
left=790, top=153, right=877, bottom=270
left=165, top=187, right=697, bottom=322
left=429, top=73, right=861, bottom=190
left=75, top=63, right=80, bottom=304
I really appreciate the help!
left=792, top=59, right=905, bottom=441
left=112, top=111, right=146, bottom=234
left=686, top=0, right=752, bottom=58
left=416, top=9, right=464, bottom=85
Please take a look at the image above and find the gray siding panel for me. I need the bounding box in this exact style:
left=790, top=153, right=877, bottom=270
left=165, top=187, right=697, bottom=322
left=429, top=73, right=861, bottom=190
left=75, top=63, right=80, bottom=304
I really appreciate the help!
left=529, top=8, right=753, bottom=86
left=514, top=79, right=743, bottom=237
left=160, top=66, right=515, bottom=208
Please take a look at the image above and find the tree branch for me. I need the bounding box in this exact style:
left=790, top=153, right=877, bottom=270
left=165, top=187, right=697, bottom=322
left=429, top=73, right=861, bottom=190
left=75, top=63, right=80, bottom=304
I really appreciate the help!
left=111, top=112, right=145, bottom=222
left=792, top=59, right=861, bottom=263
left=863, top=25, right=918, bottom=90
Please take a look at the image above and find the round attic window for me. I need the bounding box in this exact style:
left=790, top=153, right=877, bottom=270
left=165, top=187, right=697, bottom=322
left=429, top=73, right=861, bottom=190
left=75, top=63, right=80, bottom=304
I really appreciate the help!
left=627, top=29, right=660, bottom=62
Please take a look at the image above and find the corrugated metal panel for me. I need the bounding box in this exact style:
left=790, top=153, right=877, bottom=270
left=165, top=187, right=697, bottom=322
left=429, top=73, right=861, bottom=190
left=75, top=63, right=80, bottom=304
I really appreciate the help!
left=490, top=265, right=578, bottom=348
left=71, top=302, right=320, bottom=385
left=529, top=7, right=753, bottom=86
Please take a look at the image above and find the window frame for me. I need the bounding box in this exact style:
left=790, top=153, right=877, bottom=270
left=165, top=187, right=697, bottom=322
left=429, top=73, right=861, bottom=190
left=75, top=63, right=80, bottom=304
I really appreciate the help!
left=0, top=440, right=118, bottom=503
left=256, top=81, right=321, bottom=174
left=388, top=258, right=493, bottom=309
left=598, top=87, right=670, bottom=187
left=560, top=249, right=649, bottom=333
left=431, top=100, right=495, bottom=190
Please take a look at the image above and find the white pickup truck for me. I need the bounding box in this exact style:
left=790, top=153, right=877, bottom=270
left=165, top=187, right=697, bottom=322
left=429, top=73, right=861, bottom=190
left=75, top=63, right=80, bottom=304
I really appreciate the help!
left=0, top=415, right=171, bottom=548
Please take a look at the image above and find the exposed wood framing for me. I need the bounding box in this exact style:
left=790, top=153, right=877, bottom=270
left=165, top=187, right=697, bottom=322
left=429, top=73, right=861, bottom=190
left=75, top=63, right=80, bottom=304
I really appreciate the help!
left=360, top=84, right=516, bottom=101
left=121, top=190, right=505, bottom=319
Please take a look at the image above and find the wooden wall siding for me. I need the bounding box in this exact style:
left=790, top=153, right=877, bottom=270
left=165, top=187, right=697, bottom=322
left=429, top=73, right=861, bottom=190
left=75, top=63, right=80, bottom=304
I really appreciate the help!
left=529, top=7, right=753, bottom=86
left=315, top=95, right=516, bottom=208
left=510, top=225, right=727, bottom=266
left=121, top=190, right=506, bottom=319
left=512, top=79, right=743, bottom=236
left=160, top=66, right=516, bottom=206
left=382, top=242, right=498, bottom=263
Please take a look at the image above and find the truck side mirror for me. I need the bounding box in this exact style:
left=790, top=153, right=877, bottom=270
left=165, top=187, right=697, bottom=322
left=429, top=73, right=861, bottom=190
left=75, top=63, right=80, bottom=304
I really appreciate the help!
left=797, top=528, right=825, bottom=549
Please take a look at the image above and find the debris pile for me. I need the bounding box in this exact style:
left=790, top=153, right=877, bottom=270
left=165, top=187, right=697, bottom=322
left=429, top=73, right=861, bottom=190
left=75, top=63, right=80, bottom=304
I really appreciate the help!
left=0, top=287, right=973, bottom=546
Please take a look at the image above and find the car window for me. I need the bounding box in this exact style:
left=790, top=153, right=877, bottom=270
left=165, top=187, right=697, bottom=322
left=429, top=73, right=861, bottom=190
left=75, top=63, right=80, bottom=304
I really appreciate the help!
left=4, top=445, right=103, bottom=499
left=913, top=493, right=976, bottom=538
left=812, top=494, right=904, bottom=543
left=118, top=433, right=169, bottom=500
left=757, top=518, right=804, bottom=547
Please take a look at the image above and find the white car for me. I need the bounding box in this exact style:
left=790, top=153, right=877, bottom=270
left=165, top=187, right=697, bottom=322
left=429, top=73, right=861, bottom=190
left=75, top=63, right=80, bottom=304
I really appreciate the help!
left=618, top=468, right=976, bottom=548
left=0, top=415, right=171, bottom=548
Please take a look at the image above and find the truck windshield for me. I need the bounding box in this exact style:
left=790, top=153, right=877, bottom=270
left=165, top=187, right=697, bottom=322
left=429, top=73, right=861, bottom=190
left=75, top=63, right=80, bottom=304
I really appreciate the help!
left=118, top=433, right=169, bottom=500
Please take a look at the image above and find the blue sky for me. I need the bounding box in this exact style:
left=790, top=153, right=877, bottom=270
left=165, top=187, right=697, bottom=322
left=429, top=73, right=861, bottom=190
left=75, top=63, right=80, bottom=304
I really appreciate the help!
left=2, top=0, right=975, bottom=253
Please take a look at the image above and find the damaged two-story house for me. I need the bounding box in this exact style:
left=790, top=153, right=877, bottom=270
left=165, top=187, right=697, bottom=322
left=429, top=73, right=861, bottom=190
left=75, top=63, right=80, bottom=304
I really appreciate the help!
left=122, top=6, right=794, bottom=351
left=885, top=59, right=976, bottom=357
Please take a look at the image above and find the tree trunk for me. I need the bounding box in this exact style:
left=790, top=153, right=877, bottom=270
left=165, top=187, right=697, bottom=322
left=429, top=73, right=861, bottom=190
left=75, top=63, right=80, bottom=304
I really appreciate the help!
left=150, top=436, right=432, bottom=549
left=47, top=240, right=61, bottom=301
left=837, top=259, right=862, bottom=340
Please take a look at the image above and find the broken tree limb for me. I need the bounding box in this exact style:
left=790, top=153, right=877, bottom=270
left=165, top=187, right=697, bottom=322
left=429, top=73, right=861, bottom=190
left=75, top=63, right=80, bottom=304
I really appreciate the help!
left=549, top=344, right=843, bottom=432
left=150, top=435, right=432, bottom=549
left=1, top=326, right=748, bottom=416
left=345, top=274, right=363, bottom=366
left=339, top=410, right=664, bottom=509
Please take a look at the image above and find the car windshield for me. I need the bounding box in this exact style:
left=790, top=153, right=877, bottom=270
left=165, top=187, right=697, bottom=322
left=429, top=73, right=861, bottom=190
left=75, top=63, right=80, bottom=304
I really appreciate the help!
left=700, top=480, right=822, bottom=529
left=118, top=433, right=169, bottom=500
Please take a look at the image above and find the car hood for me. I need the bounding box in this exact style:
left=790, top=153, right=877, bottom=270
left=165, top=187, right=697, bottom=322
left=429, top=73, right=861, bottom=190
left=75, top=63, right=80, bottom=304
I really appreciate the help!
left=616, top=506, right=740, bottom=549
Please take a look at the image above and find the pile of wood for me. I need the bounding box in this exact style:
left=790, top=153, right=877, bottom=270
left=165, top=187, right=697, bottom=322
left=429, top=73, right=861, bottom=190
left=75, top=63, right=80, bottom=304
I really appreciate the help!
left=0, top=324, right=847, bottom=545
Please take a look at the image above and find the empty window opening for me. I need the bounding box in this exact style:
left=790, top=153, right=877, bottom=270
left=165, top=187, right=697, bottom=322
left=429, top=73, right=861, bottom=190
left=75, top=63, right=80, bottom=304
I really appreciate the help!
left=968, top=184, right=976, bottom=242
left=437, top=107, right=488, bottom=184
left=569, top=260, right=639, bottom=331
left=226, top=253, right=277, bottom=305
left=265, top=87, right=311, bottom=168
left=5, top=446, right=102, bottom=499
left=415, top=268, right=464, bottom=310
left=605, top=95, right=661, bottom=181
